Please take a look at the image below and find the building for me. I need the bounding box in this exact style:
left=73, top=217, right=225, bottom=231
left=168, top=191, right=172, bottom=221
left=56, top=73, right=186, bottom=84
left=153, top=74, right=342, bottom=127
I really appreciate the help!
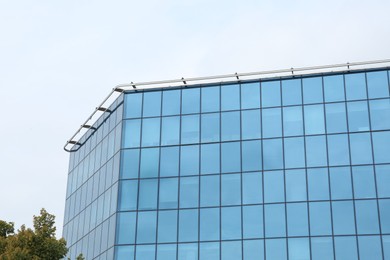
left=63, top=62, right=390, bottom=260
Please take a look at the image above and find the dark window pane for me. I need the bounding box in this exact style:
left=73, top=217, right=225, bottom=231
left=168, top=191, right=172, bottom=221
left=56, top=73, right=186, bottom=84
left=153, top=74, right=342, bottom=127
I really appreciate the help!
left=325, top=103, right=347, bottom=134
left=309, top=202, right=332, bottom=236
left=221, top=111, right=240, bottom=141
left=367, top=71, right=389, bottom=98
left=283, top=106, right=303, bottom=137
left=242, top=140, right=262, bottom=172
left=242, top=109, right=261, bottom=140
left=124, top=93, right=142, bottom=119
left=160, top=146, right=179, bottom=177
left=221, top=84, right=240, bottom=111
left=370, top=99, right=390, bottom=131
left=262, top=108, right=282, bottom=138
left=159, top=178, right=178, bottom=209
left=162, top=90, right=180, bottom=116
left=161, top=116, right=180, bottom=145
left=286, top=169, right=306, bottom=202
left=241, top=82, right=260, bottom=109
left=324, top=75, right=345, bottom=102
left=181, top=88, right=200, bottom=114
left=282, top=79, right=302, bottom=106
left=265, top=203, right=286, bottom=238
left=201, top=113, right=220, bottom=143
left=347, top=101, right=370, bottom=132
left=143, top=91, right=161, bottom=117
left=264, top=170, right=284, bottom=203
left=201, top=143, right=220, bottom=174
left=261, top=81, right=281, bottom=107
left=303, top=77, right=323, bottom=104
left=345, top=73, right=367, bottom=101
left=287, top=203, right=309, bottom=236
left=201, top=86, right=220, bottom=113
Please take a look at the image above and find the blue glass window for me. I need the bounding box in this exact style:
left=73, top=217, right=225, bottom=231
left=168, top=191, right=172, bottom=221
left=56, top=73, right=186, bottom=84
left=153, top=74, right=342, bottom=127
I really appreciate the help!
left=181, top=88, right=200, bottom=114
left=283, top=106, right=303, bottom=137
left=201, top=143, right=220, bottom=174
left=157, top=244, right=176, bottom=260
left=115, top=246, right=134, bottom=260
left=308, top=168, right=329, bottom=200
left=287, top=203, right=309, bottom=236
left=179, top=209, right=198, bottom=242
left=162, top=90, right=180, bottom=116
left=345, top=73, right=367, bottom=101
left=181, top=115, right=199, bottom=144
left=157, top=210, right=177, bottom=243
left=284, top=137, right=305, bottom=168
left=265, top=204, right=286, bottom=237
left=200, top=175, right=220, bottom=207
left=180, top=145, right=199, bottom=176
left=266, top=239, right=286, bottom=259
left=282, top=79, right=302, bottom=106
left=241, top=82, right=260, bottom=109
left=349, top=133, right=373, bottom=164
left=141, top=118, right=160, bottom=147
left=370, top=99, right=390, bottom=130
left=358, top=236, right=383, bottom=260
left=261, top=81, right=281, bottom=107
left=201, top=113, right=220, bottom=142
left=136, top=211, right=157, bottom=244
left=352, top=166, right=376, bottom=199
left=334, top=236, right=358, bottom=260
left=379, top=199, right=390, bottom=233
left=178, top=243, right=197, bottom=260
left=221, top=111, right=240, bottom=141
left=161, top=116, right=180, bottom=145
left=288, top=238, right=310, bottom=260
left=311, top=237, right=334, bottom=260
left=117, top=212, right=136, bottom=244
left=243, top=240, right=264, bottom=260
left=355, top=200, right=380, bottom=234
left=119, top=180, right=137, bottom=211
left=138, top=179, right=158, bottom=210
left=264, top=170, right=284, bottom=203
left=242, top=140, right=262, bottom=172
left=221, top=84, right=240, bottom=111
left=243, top=205, right=263, bottom=239
left=328, top=134, right=350, bottom=166
left=324, top=75, right=345, bottom=102
left=263, top=139, right=283, bottom=170
left=200, top=242, right=219, bottom=260
left=347, top=101, right=370, bottom=132
left=332, top=201, right=356, bottom=235
left=179, top=176, right=199, bottom=208
left=159, top=178, right=178, bottom=209
left=304, top=104, right=325, bottom=135
left=309, top=202, right=332, bottom=236
left=384, top=235, right=390, bottom=260
left=372, top=131, right=390, bottom=163
left=200, top=208, right=220, bottom=241
left=330, top=167, right=353, bottom=200
left=286, top=169, right=307, bottom=202
left=221, top=173, right=241, bottom=206
left=160, top=146, right=179, bottom=177
left=121, top=149, right=139, bottom=179
left=325, top=103, right=347, bottom=134
left=367, top=71, right=389, bottom=98
left=222, top=241, right=242, bottom=260
left=140, top=148, right=159, bottom=178
left=143, top=91, right=161, bottom=117
left=123, top=120, right=141, bottom=148
left=201, top=86, right=220, bottom=113
left=124, top=93, right=142, bottom=119
left=137, top=245, right=157, bottom=260
left=221, top=206, right=241, bottom=240
left=242, top=172, right=263, bottom=204
left=242, top=109, right=261, bottom=140
left=303, top=77, right=323, bottom=104
left=376, top=165, right=390, bottom=197
left=262, top=108, right=282, bottom=138
left=221, top=142, right=241, bottom=173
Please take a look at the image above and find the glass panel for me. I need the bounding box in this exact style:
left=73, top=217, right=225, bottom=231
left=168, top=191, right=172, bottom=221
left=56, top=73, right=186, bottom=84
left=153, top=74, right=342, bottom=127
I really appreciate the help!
left=283, top=106, right=303, bottom=137
left=241, top=82, right=260, bottom=109
left=143, top=91, right=161, bottom=117
left=162, top=90, right=180, bottom=116
left=347, top=101, right=370, bottom=132
left=242, top=109, right=261, bottom=140
left=309, top=202, right=332, bottom=236
left=332, top=201, right=356, bottom=235
left=181, top=88, right=200, bottom=114
left=376, top=165, right=390, bottom=198
left=345, top=73, right=367, bottom=101
left=284, top=137, right=305, bottom=168
left=179, top=176, right=199, bottom=208
left=329, top=166, right=353, bottom=200
left=221, top=142, right=241, bottom=173
left=264, top=170, right=284, bottom=203
left=261, top=81, right=281, bottom=107
left=200, top=208, right=220, bottom=241
left=119, top=180, right=137, bottom=211
left=370, top=99, right=390, bottom=130
left=221, top=173, right=241, bottom=206
left=221, top=111, right=240, bottom=141
left=221, top=84, right=240, bottom=111
left=179, top=209, right=198, bottom=242
left=125, top=93, right=142, bottom=119
left=282, top=79, right=302, bottom=106
left=200, top=175, right=220, bottom=207
left=324, top=75, right=345, bottom=102
left=352, top=166, right=376, bottom=199
left=178, top=243, right=197, bottom=260
left=265, top=203, right=286, bottom=238
left=355, top=200, right=380, bottom=234
left=136, top=245, right=155, bottom=259
left=305, top=135, right=327, bottom=167
left=367, top=71, right=390, bottom=98
left=123, top=120, right=141, bottom=148
left=325, top=103, right=347, bottom=134
left=140, top=148, right=159, bottom=178
left=181, top=115, right=199, bottom=144
left=358, top=236, right=383, bottom=260
left=334, top=236, right=358, bottom=260
left=350, top=133, right=373, bottom=164
left=311, top=237, right=334, bottom=260
left=243, top=205, right=263, bottom=239
left=221, top=206, right=242, bottom=240
left=384, top=235, right=390, bottom=260
left=160, top=146, right=179, bottom=177
left=136, top=211, right=157, bottom=244
left=303, top=76, right=323, bottom=104
left=157, top=210, right=177, bottom=243
left=201, top=86, right=220, bottom=113
left=121, top=149, right=139, bottom=179
left=304, top=104, right=325, bottom=135
left=287, top=203, right=309, bottom=236
left=141, top=118, right=160, bottom=147
left=115, top=246, right=134, bottom=260
left=266, top=239, right=287, bottom=259
left=262, top=108, right=282, bottom=138
left=242, top=140, right=262, bottom=172
left=116, top=212, right=136, bottom=244
left=138, top=179, right=158, bottom=210
left=243, top=240, right=264, bottom=260
left=221, top=241, right=242, bottom=260
left=161, top=116, right=180, bottom=145
left=328, top=134, right=350, bottom=166
left=373, top=131, right=390, bottom=163
left=200, top=242, right=220, bottom=260
left=263, top=139, right=283, bottom=170
left=159, top=178, right=178, bottom=209
left=288, top=238, right=310, bottom=260
left=201, top=143, right=220, bottom=174
left=157, top=244, right=176, bottom=260
left=180, top=145, right=199, bottom=176
left=380, top=199, right=390, bottom=234
left=242, top=172, right=263, bottom=204
left=201, top=113, right=220, bottom=143
left=308, top=168, right=329, bottom=200
left=286, top=169, right=306, bottom=202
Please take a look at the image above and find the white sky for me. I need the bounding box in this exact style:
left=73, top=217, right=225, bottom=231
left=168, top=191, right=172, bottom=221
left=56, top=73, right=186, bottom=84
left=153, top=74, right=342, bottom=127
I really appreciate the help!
left=0, top=0, right=389, bottom=237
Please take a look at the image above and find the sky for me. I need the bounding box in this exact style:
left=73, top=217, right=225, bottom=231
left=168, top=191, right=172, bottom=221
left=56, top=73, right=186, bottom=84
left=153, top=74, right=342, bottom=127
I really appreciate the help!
left=0, top=0, right=389, bottom=237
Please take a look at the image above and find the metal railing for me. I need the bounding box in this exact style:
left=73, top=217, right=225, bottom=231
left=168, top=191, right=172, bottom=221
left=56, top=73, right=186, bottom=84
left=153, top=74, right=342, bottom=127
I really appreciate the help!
left=64, top=59, right=390, bottom=152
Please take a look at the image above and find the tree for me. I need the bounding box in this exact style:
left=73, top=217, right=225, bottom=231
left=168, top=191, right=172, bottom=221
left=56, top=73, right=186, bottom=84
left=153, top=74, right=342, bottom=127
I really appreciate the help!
left=0, top=209, right=68, bottom=260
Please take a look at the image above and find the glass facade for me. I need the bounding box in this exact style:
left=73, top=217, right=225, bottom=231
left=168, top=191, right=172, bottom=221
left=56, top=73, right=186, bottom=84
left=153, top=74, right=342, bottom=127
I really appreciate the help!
left=64, top=68, right=390, bottom=260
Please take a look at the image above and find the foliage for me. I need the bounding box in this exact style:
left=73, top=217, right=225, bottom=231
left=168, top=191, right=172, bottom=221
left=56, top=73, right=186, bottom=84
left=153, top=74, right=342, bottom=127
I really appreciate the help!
left=0, top=209, right=68, bottom=260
